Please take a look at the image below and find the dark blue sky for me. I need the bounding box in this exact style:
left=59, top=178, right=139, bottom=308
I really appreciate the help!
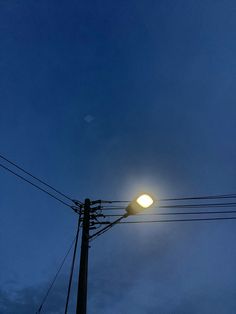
left=1, top=0, right=236, bottom=313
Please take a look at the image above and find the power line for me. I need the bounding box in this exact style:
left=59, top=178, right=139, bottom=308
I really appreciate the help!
left=101, top=202, right=236, bottom=211
left=89, top=215, right=127, bottom=241
left=64, top=213, right=82, bottom=313
left=159, top=202, right=236, bottom=208
left=117, top=216, right=236, bottom=224
left=90, top=223, right=114, bottom=242
left=103, top=209, right=236, bottom=217
left=160, top=194, right=236, bottom=202
left=90, top=215, right=236, bottom=240
left=0, top=163, right=72, bottom=208
left=106, top=193, right=236, bottom=204
left=36, top=236, right=77, bottom=313
left=0, top=154, right=79, bottom=203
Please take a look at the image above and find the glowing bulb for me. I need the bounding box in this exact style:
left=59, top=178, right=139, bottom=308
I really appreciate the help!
left=136, top=194, right=154, bottom=208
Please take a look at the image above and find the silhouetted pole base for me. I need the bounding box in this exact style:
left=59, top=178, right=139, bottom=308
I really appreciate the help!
left=76, top=199, right=90, bottom=314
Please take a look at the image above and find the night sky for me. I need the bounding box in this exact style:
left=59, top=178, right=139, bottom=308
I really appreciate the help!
left=1, top=0, right=236, bottom=313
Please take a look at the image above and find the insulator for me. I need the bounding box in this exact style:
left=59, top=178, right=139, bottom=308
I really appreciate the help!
left=73, top=200, right=83, bottom=206
left=71, top=206, right=80, bottom=213
left=90, top=200, right=101, bottom=205
left=90, top=205, right=101, bottom=212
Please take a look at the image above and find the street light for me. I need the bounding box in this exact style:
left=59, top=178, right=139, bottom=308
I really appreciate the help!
left=126, top=193, right=155, bottom=215
left=76, top=193, right=156, bottom=314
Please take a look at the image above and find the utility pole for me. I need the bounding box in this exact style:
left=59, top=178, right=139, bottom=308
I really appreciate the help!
left=76, top=198, right=90, bottom=314
left=74, top=194, right=153, bottom=314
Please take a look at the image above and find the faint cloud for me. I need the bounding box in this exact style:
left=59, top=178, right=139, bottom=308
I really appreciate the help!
left=0, top=277, right=73, bottom=314
left=84, top=115, right=95, bottom=123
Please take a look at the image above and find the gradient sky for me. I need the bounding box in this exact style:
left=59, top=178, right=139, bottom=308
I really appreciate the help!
left=1, top=0, right=236, bottom=313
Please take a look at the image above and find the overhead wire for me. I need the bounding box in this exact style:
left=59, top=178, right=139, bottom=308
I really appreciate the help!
left=103, top=209, right=236, bottom=217
left=91, top=210, right=236, bottom=240
left=90, top=223, right=114, bottom=242
left=160, top=194, right=236, bottom=202
left=1, top=154, right=235, bottom=209
left=0, top=163, right=72, bottom=207
left=0, top=153, right=79, bottom=203
left=100, top=202, right=236, bottom=211
left=105, top=193, right=236, bottom=204
left=93, top=216, right=236, bottom=226
left=90, top=215, right=236, bottom=240
left=89, top=215, right=127, bottom=241
left=64, top=212, right=82, bottom=313
left=159, top=202, right=236, bottom=208
left=117, top=216, right=236, bottom=224
left=36, top=235, right=78, bottom=313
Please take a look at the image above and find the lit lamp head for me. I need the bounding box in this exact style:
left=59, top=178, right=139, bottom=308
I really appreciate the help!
left=125, top=193, right=155, bottom=216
